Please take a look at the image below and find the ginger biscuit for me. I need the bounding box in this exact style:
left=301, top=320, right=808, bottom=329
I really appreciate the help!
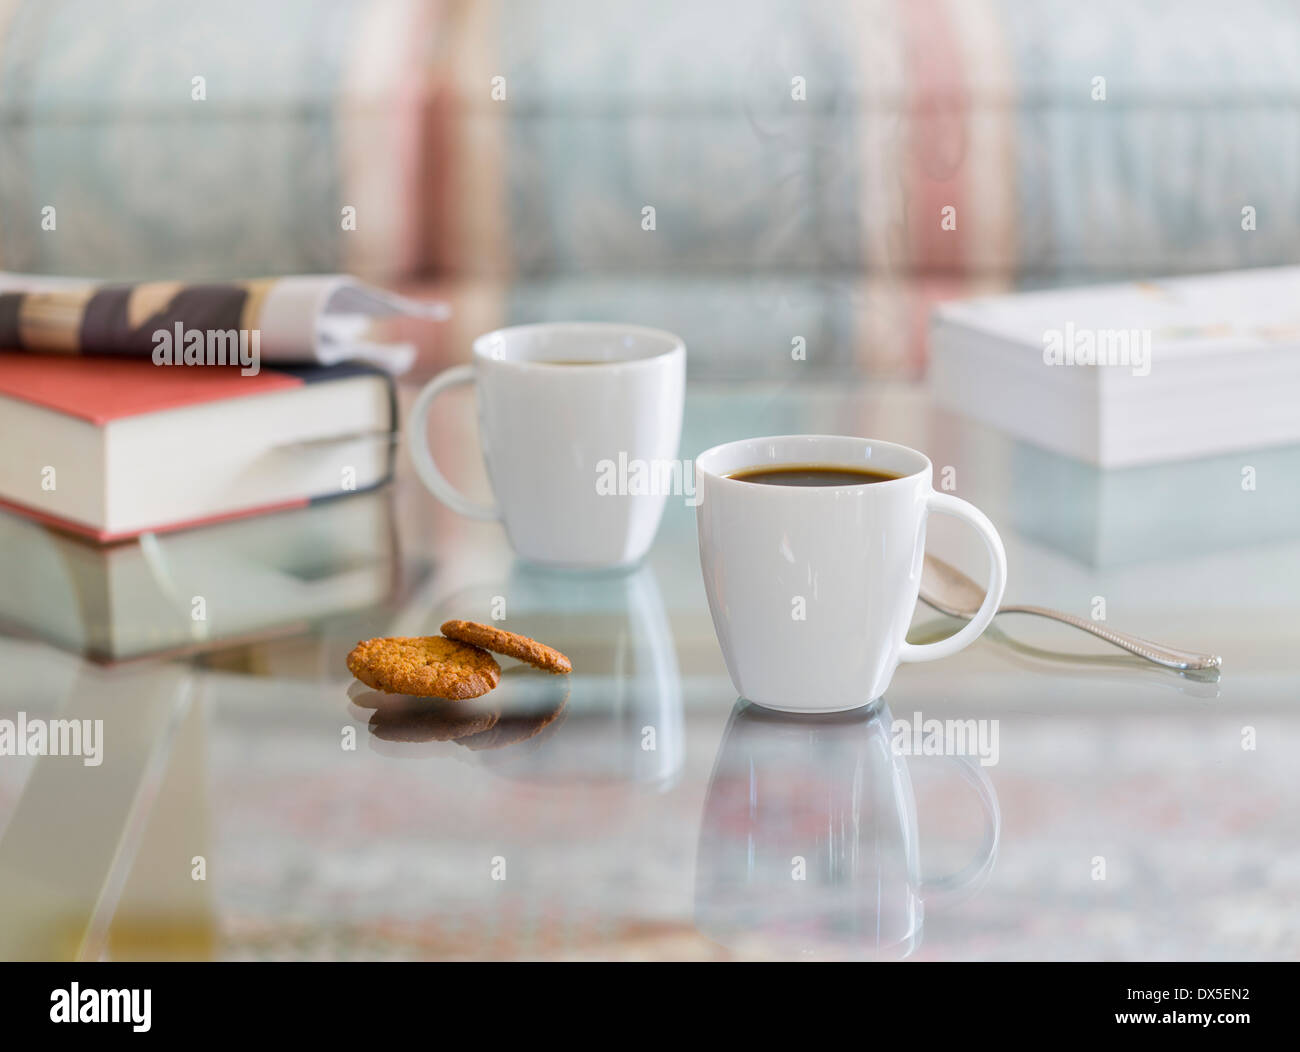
left=439, top=620, right=573, bottom=674
left=346, top=636, right=501, bottom=698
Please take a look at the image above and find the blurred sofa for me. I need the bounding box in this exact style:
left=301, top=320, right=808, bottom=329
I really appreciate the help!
left=1, top=0, right=1297, bottom=376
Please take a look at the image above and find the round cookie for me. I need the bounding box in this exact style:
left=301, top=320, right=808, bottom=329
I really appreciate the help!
left=440, top=620, right=573, bottom=674
left=346, top=636, right=501, bottom=698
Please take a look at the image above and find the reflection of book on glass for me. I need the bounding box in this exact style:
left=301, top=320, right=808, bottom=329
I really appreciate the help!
left=930, top=267, right=1300, bottom=467
left=1009, top=441, right=1300, bottom=566
left=0, top=354, right=395, bottom=540
left=0, top=488, right=397, bottom=661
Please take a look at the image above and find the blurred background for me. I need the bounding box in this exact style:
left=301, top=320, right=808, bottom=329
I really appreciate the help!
left=1, top=0, right=1298, bottom=963
left=3, top=0, right=1298, bottom=377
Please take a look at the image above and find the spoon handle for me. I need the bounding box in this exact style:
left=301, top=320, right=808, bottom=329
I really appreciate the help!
left=998, top=605, right=1222, bottom=671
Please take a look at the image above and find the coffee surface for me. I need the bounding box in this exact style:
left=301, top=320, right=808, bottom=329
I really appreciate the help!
left=727, top=464, right=902, bottom=487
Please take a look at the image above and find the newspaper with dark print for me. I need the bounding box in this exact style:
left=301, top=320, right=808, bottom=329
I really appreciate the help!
left=0, top=273, right=448, bottom=374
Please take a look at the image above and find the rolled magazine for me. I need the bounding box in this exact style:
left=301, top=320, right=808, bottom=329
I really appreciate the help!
left=0, top=272, right=449, bottom=375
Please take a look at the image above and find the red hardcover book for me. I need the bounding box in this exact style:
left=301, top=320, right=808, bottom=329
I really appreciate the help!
left=0, top=353, right=395, bottom=541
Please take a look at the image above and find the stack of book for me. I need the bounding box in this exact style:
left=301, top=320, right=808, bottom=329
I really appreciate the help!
left=0, top=272, right=440, bottom=657
left=0, top=354, right=395, bottom=540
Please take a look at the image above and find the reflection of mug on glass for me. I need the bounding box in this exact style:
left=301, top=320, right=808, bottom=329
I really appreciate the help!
left=406, top=323, right=686, bottom=569
left=479, top=562, right=683, bottom=788
left=695, top=435, right=1008, bottom=713
left=695, top=700, right=1000, bottom=960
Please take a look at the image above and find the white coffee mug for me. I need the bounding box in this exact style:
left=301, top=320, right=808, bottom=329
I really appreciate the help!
left=407, top=323, right=686, bottom=569
left=695, top=435, right=1007, bottom=713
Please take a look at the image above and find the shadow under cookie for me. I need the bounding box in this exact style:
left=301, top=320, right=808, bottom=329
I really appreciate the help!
left=366, top=694, right=500, bottom=743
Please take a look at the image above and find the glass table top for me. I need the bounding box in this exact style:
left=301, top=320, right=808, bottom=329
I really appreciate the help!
left=1, top=380, right=1296, bottom=960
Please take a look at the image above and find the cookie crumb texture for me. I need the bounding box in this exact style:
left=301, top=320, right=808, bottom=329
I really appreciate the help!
left=346, top=636, right=501, bottom=698
left=440, top=620, right=573, bottom=674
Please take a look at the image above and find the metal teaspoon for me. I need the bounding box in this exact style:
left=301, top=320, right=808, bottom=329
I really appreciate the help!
left=919, top=554, right=1222, bottom=672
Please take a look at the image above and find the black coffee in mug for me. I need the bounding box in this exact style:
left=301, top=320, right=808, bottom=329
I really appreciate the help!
left=727, top=464, right=902, bottom=487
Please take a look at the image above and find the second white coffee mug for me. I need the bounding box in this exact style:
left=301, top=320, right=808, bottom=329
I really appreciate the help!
left=695, top=435, right=1008, bottom=713
left=407, top=323, right=686, bottom=569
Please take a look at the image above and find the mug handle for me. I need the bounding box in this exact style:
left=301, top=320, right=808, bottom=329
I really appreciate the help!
left=899, top=491, right=1007, bottom=663
left=405, top=364, right=500, bottom=521
left=919, top=755, right=1001, bottom=910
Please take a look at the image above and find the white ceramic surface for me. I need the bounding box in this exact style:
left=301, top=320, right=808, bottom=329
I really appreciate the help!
left=695, top=435, right=1008, bottom=712
left=407, top=323, right=686, bottom=568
